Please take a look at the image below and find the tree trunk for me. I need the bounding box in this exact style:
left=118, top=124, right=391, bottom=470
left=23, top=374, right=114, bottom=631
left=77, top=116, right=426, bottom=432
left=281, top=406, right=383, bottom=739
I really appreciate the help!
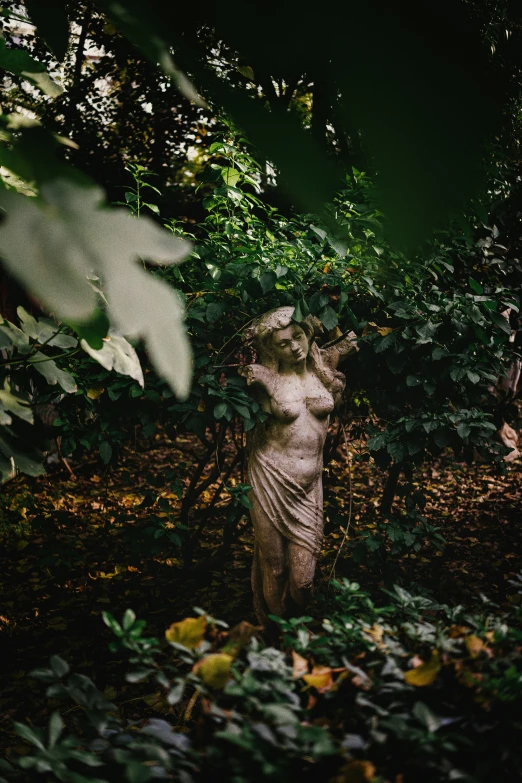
left=380, top=463, right=401, bottom=516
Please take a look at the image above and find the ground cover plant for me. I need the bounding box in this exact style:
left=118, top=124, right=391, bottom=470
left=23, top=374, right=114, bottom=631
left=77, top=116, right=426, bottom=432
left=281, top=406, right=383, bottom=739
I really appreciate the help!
left=1, top=576, right=522, bottom=782
left=1, top=2, right=522, bottom=782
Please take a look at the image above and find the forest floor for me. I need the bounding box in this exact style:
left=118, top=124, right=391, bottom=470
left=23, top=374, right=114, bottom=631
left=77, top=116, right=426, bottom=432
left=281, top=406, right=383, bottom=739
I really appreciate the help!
left=1, top=433, right=521, bottom=752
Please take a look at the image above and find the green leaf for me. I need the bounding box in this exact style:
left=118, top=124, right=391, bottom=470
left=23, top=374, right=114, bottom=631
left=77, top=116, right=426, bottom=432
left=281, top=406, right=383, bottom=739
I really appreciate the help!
left=318, top=306, right=338, bottom=331
left=68, top=309, right=110, bottom=350
left=166, top=682, right=185, bottom=705
left=13, top=722, right=45, bottom=750
left=236, top=64, right=255, bottom=81
left=293, top=298, right=309, bottom=322
left=206, top=302, right=225, bottom=323
left=213, top=402, right=228, bottom=419
left=450, top=366, right=467, bottom=382
left=0, top=434, right=45, bottom=476
left=456, top=422, right=471, bottom=439
left=102, top=611, right=122, bottom=636
left=17, top=310, right=77, bottom=349
left=260, top=271, right=277, bottom=294
left=433, top=427, right=451, bottom=448
left=81, top=332, right=144, bottom=387
left=367, top=432, right=387, bottom=451
left=467, top=370, right=480, bottom=384
left=413, top=701, right=441, bottom=732
left=49, top=655, right=69, bottom=678
left=122, top=609, right=136, bottom=630
left=432, top=346, right=448, bottom=360
left=0, top=181, right=192, bottom=398
left=221, top=167, right=241, bottom=187
left=29, top=352, right=77, bottom=393
left=0, top=37, right=62, bottom=96
left=16, top=307, right=40, bottom=339
left=415, top=320, right=439, bottom=344
left=48, top=712, right=64, bottom=749
left=468, top=277, right=484, bottom=295
left=0, top=321, right=30, bottom=351
left=24, top=0, right=70, bottom=61
left=232, top=403, right=251, bottom=419
left=0, top=379, right=33, bottom=423
left=99, top=441, right=112, bottom=464
left=387, top=441, right=405, bottom=462
left=490, top=311, right=511, bottom=335
left=407, top=433, right=424, bottom=455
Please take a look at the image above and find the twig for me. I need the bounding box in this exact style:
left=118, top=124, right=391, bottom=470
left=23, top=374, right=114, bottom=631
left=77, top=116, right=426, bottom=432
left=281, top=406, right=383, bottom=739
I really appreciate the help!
left=183, top=688, right=200, bottom=722
left=0, top=348, right=79, bottom=368
left=321, top=329, right=361, bottom=351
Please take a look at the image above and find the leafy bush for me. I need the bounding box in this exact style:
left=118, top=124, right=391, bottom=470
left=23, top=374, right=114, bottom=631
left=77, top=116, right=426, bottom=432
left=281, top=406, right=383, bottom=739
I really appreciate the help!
left=40, top=126, right=520, bottom=568
left=3, top=578, right=521, bottom=782
left=0, top=307, right=79, bottom=481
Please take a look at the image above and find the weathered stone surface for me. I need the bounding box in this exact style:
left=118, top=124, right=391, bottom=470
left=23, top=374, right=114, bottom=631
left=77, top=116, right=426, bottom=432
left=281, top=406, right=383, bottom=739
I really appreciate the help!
left=240, top=307, right=357, bottom=624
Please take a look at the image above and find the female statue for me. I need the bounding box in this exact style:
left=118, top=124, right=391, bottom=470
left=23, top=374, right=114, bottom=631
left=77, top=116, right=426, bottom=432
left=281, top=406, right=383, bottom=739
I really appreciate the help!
left=239, top=306, right=357, bottom=624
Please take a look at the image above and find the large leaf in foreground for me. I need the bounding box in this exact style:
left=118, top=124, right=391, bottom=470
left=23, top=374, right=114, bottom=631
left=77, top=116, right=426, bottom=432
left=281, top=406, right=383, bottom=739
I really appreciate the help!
left=0, top=181, right=193, bottom=397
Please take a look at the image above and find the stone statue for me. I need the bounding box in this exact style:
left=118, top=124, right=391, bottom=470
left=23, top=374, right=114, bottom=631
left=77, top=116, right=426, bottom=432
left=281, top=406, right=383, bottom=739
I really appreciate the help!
left=239, top=306, right=357, bottom=625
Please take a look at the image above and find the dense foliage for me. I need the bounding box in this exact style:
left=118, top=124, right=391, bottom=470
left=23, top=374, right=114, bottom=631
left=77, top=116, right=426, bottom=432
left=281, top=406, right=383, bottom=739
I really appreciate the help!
left=1, top=2, right=522, bottom=781
left=2, top=577, right=521, bottom=783
left=31, top=131, right=517, bottom=571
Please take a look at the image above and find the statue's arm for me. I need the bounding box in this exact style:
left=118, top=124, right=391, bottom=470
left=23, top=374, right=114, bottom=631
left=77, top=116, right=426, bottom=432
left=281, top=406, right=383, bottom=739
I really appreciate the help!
left=238, top=364, right=276, bottom=393
left=321, top=330, right=359, bottom=370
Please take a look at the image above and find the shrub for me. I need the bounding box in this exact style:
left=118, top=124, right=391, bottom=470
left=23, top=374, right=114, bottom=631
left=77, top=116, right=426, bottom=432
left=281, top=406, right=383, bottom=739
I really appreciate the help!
left=3, top=579, right=521, bottom=782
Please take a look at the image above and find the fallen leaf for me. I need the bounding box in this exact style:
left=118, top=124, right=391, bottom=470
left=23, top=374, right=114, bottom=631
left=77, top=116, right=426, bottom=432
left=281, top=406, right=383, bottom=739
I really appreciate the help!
left=303, top=665, right=334, bottom=693
left=465, top=634, right=491, bottom=658
left=165, top=616, right=206, bottom=649
left=404, top=650, right=441, bottom=686
left=362, top=624, right=385, bottom=647
left=334, top=759, right=377, bottom=782
left=292, top=650, right=309, bottom=679
left=193, top=653, right=233, bottom=689
left=448, top=625, right=470, bottom=638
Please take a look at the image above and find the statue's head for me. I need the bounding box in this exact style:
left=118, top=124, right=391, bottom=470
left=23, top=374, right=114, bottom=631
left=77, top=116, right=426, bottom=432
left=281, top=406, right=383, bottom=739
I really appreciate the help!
left=244, top=307, right=314, bottom=369
left=243, top=306, right=346, bottom=397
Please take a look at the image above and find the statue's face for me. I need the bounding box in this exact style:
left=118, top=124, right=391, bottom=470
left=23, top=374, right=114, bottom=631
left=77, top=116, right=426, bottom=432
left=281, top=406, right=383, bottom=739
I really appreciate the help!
left=271, top=324, right=309, bottom=365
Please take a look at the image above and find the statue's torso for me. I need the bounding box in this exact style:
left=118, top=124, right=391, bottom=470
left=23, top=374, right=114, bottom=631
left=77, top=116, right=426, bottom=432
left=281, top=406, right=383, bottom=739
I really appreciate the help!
left=249, top=370, right=334, bottom=490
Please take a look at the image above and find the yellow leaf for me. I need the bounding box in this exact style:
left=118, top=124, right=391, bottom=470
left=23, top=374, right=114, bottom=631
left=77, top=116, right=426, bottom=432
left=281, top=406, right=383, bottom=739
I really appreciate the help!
left=465, top=634, right=487, bottom=658
left=362, top=624, right=385, bottom=647
left=193, top=653, right=233, bottom=689
left=404, top=650, right=441, bottom=686
left=292, top=650, right=309, bottom=679
left=328, top=326, right=343, bottom=340
left=335, top=759, right=377, bottom=782
left=448, top=625, right=470, bottom=638
left=236, top=64, right=255, bottom=81
left=87, top=386, right=105, bottom=400
left=377, top=326, right=393, bottom=336
left=303, top=665, right=333, bottom=693
left=165, top=616, right=206, bottom=649
left=197, top=399, right=205, bottom=412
